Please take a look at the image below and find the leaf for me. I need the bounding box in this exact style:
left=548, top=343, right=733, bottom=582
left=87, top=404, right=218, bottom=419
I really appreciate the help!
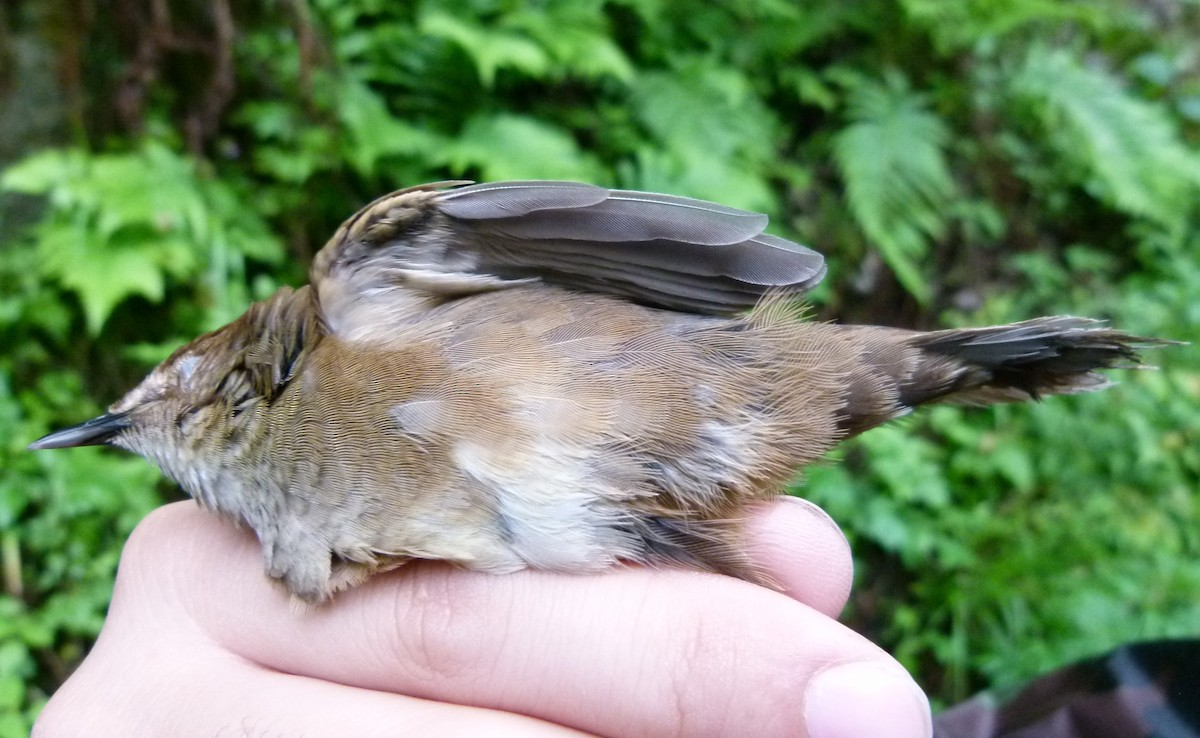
left=507, top=5, right=635, bottom=82
left=863, top=498, right=912, bottom=553
left=39, top=232, right=169, bottom=335
left=418, top=9, right=549, bottom=87
left=987, top=442, right=1036, bottom=491
left=336, top=79, right=446, bottom=176
left=443, top=114, right=601, bottom=181
left=832, top=72, right=955, bottom=303
left=540, top=27, right=634, bottom=82
left=0, top=150, right=76, bottom=194
left=5, top=144, right=282, bottom=333
left=628, top=62, right=780, bottom=211
left=1009, top=48, right=1200, bottom=229
left=785, top=68, right=839, bottom=111
left=252, top=137, right=328, bottom=184
left=235, top=100, right=296, bottom=140
left=901, top=0, right=1109, bottom=53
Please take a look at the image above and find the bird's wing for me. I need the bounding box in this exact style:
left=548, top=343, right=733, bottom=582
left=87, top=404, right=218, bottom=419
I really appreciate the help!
left=310, top=180, right=826, bottom=331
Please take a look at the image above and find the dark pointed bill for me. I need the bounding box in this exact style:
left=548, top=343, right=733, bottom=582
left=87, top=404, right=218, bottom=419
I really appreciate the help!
left=28, top=412, right=131, bottom=450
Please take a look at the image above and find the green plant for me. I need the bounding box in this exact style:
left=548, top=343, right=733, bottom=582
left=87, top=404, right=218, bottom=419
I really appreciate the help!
left=1, top=0, right=1197, bottom=731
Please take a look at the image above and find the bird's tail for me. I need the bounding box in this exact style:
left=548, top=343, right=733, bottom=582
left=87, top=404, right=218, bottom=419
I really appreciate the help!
left=836, top=317, right=1169, bottom=435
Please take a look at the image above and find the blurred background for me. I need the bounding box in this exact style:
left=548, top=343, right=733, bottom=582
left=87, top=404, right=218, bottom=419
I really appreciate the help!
left=0, top=0, right=1198, bottom=732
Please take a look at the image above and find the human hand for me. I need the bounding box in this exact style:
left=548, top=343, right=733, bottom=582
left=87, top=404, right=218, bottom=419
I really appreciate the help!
left=34, top=499, right=931, bottom=737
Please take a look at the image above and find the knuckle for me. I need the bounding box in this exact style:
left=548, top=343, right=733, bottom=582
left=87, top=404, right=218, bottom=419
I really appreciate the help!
left=386, top=565, right=499, bottom=688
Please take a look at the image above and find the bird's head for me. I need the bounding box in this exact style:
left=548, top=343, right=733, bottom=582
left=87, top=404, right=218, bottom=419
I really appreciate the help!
left=29, top=287, right=316, bottom=485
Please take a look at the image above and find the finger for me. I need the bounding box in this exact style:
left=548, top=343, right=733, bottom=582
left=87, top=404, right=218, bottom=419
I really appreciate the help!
left=126, top=503, right=929, bottom=738
left=37, top=629, right=590, bottom=737
left=743, top=496, right=853, bottom=617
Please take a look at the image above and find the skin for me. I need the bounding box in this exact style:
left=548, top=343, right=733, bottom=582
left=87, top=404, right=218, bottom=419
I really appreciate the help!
left=33, top=497, right=932, bottom=738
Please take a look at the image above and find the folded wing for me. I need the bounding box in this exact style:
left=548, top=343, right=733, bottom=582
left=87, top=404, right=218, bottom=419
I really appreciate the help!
left=311, top=180, right=826, bottom=336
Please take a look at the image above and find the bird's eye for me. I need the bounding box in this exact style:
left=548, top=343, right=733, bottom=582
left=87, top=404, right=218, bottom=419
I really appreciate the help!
left=176, top=406, right=201, bottom=432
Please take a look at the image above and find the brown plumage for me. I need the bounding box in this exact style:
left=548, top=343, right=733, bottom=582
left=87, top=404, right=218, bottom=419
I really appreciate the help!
left=30, top=181, right=1163, bottom=602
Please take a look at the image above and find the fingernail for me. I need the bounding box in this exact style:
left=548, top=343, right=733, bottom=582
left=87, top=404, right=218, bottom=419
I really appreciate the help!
left=780, top=496, right=848, bottom=547
left=804, top=662, right=932, bottom=738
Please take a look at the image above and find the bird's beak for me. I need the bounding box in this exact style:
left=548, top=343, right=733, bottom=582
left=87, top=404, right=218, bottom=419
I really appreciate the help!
left=28, top=412, right=131, bottom=450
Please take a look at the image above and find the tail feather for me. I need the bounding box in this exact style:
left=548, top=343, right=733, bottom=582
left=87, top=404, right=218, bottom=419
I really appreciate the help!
left=838, top=318, right=1169, bottom=435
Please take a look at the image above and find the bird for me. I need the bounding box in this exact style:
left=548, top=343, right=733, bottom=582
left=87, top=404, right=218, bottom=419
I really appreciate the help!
left=29, top=180, right=1163, bottom=604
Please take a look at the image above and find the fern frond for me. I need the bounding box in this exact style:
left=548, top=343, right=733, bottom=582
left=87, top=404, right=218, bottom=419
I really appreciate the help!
left=833, top=73, right=956, bottom=303
left=627, top=62, right=781, bottom=212
left=1010, top=48, right=1200, bottom=229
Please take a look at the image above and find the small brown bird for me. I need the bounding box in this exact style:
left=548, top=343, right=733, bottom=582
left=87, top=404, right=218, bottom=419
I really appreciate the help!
left=31, top=181, right=1160, bottom=603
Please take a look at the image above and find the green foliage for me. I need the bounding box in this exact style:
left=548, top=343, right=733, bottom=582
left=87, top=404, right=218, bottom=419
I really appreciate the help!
left=629, top=61, right=781, bottom=210
left=832, top=72, right=955, bottom=303
left=1009, top=47, right=1200, bottom=230
left=0, top=273, right=167, bottom=731
left=900, top=0, right=1110, bottom=53
left=1, top=0, right=1199, bottom=730
left=0, top=52, right=285, bottom=736
left=2, top=143, right=283, bottom=333
left=806, top=359, right=1200, bottom=700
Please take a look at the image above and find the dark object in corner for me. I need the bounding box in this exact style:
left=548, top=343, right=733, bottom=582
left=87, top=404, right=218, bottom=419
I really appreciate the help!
left=935, top=639, right=1200, bottom=738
